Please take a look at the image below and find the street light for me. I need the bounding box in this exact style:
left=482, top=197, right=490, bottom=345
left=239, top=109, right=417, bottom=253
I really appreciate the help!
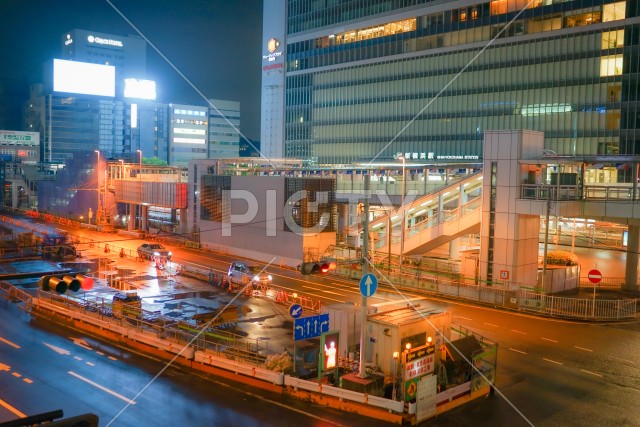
left=137, top=149, right=142, bottom=229
left=94, top=150, right=100, bottom=226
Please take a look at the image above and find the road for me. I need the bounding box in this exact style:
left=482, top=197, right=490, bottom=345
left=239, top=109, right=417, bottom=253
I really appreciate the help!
left=0, top=301, right=392, bottom=427
left=5, top=218, right=640, bottom=426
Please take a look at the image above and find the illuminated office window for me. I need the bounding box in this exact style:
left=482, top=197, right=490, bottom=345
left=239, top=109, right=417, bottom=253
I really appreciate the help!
left=600, top=55, right=623, bottom=76
left=603, top=2, right=626, bottom=22
left=601, top=30, right=624, bottom=49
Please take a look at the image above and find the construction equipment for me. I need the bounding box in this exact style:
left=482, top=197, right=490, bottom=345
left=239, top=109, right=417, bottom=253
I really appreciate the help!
left=192, top=305, right=239, bottom=329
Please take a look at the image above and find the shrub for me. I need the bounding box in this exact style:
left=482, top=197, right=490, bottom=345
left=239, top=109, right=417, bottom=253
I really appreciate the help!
left=545, top=250, right=578, bottom=266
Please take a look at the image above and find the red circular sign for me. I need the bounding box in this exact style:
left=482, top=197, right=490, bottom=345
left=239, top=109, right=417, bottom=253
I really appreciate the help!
left=587, top=269, right=602, bottom=284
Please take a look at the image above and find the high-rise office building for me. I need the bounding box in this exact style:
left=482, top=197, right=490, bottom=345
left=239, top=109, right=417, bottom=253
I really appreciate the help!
left=261, top=0, right=634, bottom=167
left=60, top=29, right=146, bottom=84
left=169, top=103, right=209, bottom=167
left=208, top=99, right=241, bottom=159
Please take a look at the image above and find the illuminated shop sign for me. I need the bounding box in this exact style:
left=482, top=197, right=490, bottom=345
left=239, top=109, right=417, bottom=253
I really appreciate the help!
left=87, top=35, right=123, bottom=47
left=263, top=37, right=282, bottom=62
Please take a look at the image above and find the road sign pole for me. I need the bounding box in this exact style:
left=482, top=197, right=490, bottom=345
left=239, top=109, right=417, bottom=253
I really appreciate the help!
left=358, top=174, right=370, bottom=378
left=588, top=267, right=602, bottom=318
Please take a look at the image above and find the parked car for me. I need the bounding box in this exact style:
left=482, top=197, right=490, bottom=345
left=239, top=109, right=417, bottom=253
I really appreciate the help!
left=137, top=243, right=172, bottom=260
left=227, top=261, right=272, bottom=287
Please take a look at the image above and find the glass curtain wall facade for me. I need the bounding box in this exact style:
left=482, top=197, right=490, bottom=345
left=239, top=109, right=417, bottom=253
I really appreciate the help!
left=282, top=0, right=637, bottom=165
left=42, top=95, right=123, bottom=163
left=41, top=95, right=168, bottom=163
left=207, top=99, right=241, bottom=159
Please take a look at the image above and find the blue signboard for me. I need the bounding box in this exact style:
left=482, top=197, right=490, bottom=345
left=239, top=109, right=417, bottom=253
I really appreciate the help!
left=294, top=313, right=329, bottom=341
left=289, top=303, right=303, bottom=319
left=359, top=273, right=378, bottom=297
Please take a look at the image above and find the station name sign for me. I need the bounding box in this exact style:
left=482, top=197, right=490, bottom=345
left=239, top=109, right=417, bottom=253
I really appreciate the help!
left=395, top=152, right=479, bottom=161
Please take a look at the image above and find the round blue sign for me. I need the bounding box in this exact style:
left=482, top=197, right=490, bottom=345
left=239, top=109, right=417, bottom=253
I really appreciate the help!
left=289, top=303, right=303, bottom=319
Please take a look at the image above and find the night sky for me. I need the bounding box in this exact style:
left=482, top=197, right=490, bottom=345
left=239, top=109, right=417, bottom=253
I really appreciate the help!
left=0, top=0, right=263, bottom=139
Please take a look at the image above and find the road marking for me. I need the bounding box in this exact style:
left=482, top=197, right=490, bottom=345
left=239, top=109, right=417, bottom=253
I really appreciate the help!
left=509, top=348, right=527, bottom=355
left=11, top=372, right=21, bottom=378
left=23, top=378, right=33, bottom=384
left=541, top=337, right=558, bottom=343
left=108, top=356, right=117, bottom=361
left=457, top=316, right=472, bottom=321
left=70, top=338, right=92, bottom=351
left=484, top=323, right=499, bottom=328
left=574, top=346, right=593, bottom=352
left=43, top=342, right=71, bottom=356
left=0, top=397, right=26, bottom=418
left=0, top=363, right=10, bottom=371
left=511, top=329, right=527, bottom=335
left=86, top=362, right=95, bottom=367
left=581, top=369, right=603, bottom=377
left=609, top=355, right=635, bottom=365
left=97, top=351, right=106, bottom=356
left=318, top=289, right=342, bottom=295
left=68, top=371, right=136, bottom=405
left=0, top=336, right=20, bottom=349
left=543, top=358, right=563, bottom=365
left=74, top=356, right=83, bottom=361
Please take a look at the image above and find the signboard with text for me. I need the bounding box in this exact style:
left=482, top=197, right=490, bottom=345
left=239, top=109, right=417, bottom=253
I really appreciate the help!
left=404, top=344, right=435, bottom=381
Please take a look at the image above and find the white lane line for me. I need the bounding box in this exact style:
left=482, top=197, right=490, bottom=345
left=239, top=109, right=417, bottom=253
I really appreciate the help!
left=543, top=358, right=563, bottom=365
left=86, top=362, right=95, bottom=367
left=581, top=369, right=603, bottom=378
left=68, top=371, right=136, bottom=405
left=484, top=323, right=499, bottom=328
left=541, top=337, right=558, bottom=343
left=96, top=351, right=105, bottom=356
left=509, top=348, right=527, bottom=355
left=511, top=329, right=527, bottom=335
left=108, top=356, right=117, bottom=361
left=317, top=290, right=342, bottom=296
left=457, top=316, right=472, bottom=321
left=0, top=336, right=20, bottom=349
left=574, top=346, right=593, bottom=352
left=74, top=356, right=83, bottom=361
left=23, top=378, right=33, bottom=384
left=299, top=287, right=344, bottom=303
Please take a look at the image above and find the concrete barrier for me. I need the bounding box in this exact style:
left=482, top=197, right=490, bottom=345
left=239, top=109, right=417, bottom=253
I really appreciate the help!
left=284, top=375, right=404, bottom=413
left=194, top=351, right=284, bottom=385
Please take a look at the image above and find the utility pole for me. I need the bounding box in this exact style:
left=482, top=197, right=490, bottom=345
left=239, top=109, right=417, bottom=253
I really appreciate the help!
left=358, top=173, right=370, bottom=378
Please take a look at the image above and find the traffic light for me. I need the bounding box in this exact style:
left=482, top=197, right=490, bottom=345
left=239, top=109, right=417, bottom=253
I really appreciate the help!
left=298, top=262, right=330, bottom=275
left=38, top=273, right=94, bottom=294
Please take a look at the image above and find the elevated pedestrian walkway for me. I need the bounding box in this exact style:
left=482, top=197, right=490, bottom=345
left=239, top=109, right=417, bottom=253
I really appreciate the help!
left=347, top=171, right=483, bottom=256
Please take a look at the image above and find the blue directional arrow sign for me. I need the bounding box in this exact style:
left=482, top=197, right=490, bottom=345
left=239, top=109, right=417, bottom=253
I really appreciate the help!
left=289, top=303, right=303, bottom=319
left=359, top=273, right=378, bottom=297
left=294, top=313, right=329, bottom=341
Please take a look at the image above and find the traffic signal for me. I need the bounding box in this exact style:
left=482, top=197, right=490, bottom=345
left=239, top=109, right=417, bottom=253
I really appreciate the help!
left=38, top=273, right=94, bottom=294
left=298, top=262, right=330, bottom=275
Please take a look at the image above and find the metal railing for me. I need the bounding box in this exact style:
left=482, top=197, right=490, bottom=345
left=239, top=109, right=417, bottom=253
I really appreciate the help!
left=519, top=290, right=637, bottom=320
left=521, top=183, right=640, bottom=202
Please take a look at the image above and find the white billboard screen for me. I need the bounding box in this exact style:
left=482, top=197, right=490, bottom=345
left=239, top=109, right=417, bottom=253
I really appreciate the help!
left=124, top=78, right=157, bottom=100
left=53, top=59, right=115, bottom=97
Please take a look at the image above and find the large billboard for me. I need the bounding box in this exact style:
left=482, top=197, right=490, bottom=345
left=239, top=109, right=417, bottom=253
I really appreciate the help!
left=53, top=59, right=115, bottom=97
left=124, top=78, right=156, bottom=100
